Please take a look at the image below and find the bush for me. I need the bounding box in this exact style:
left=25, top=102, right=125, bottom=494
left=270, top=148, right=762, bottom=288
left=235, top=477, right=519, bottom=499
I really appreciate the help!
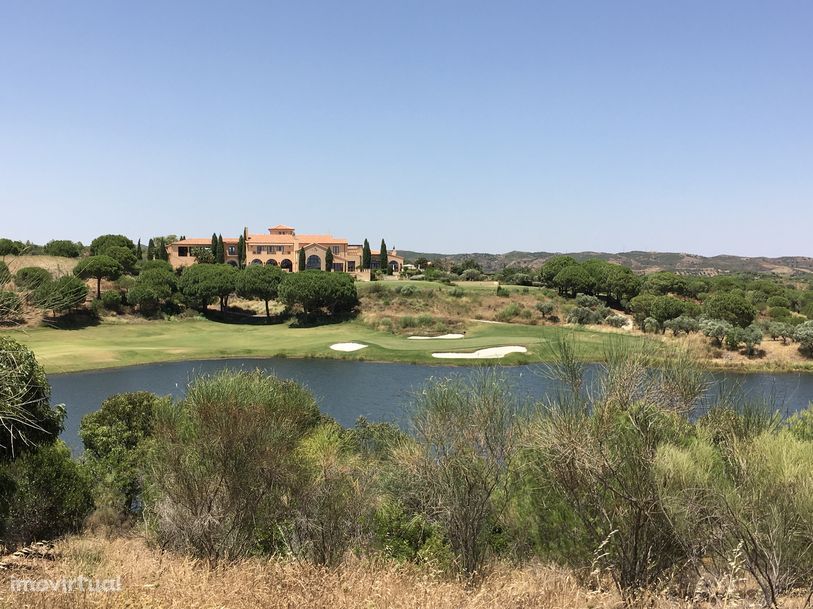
left=0, top=337, right=64, bottom=459
left=663, top=315, right=700, bottom=336
left=14, top=266, right=52, bottom=291
left=566, top=306, right=602, bottom=325
left=0, top=441, right=93, bottom=544
left=574, top=294, right=601, bottom=308
left=32, top=275, right=88, bottom=315
left=80, top=392, right=165, bottom=516
left=144, top=370, right=321, bottom=565
left=0, top=238, right=25, bottom=256
left=725, top=324, right=762, bottom=355
left=794, top=321, right=813, bottom=356
left=460, top=268, right=483, bottom=281
left=703, top=293, right=756, bottom=327
left=605, top=314, right=627, bottom=328
left=643, top=316, right=660, bottom=333
left=448, top=287, right=464, bottom=298
left=43, top=240, right=81, bottom=257
left=496, top=302, right=523, bottom=322
left=535, top=301, right=555, bottom=317
left=101, top=290, right=122, bottom=311
left=0, top=290, right=23, bottom=324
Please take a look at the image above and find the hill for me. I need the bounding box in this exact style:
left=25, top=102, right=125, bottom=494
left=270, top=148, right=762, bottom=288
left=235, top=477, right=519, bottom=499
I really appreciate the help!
left=398, top=249, right=813, bottom=276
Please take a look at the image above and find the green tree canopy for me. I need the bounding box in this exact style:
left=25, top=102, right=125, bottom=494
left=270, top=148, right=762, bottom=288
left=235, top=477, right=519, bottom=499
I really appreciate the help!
left=43, top=240, right=81, bottom=257
left=703, top=293, right=757, bottom=328
left=89, top=234, right=135, bottom=256
left=178, top=263, right=237, bottom=312
left=235, top=264, right=284, bottom=317
left=0, top=239, right=25, bottom=256
left=539, top=255, right=578, bottom=285
left=325, top=248, right=334, bottom=271
left=380, top=239, right=389, bottom=273
left=14, top=267, right=52, bottom=291
left=278, top=271, right=358, bottom=317
left=33, top=275, right=88, bottom=316
left=102, top=245, right=138, bottom=274
left=74, top=255, right=123, bottom=298
left=552, top=264, right=594, bottom=297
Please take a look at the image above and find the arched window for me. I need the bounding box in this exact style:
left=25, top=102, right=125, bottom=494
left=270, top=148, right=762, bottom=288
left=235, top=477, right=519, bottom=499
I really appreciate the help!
left=306, top=254, right=322, bottom=270
left=280, top=259, right=293, bottom=271
left=251, top=259, right=263, bottom=266
left=266, top=259, right=278, bottom=266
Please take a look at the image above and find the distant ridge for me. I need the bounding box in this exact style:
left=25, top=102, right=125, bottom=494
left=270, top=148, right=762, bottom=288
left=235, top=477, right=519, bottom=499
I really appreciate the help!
left=397, top=249, right=813, bottom=276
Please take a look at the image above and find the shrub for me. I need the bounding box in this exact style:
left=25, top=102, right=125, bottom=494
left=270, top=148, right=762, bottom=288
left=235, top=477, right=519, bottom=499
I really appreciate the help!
left=14, top=266, right=52, bottom=291
left=605, top=314, right=627, bottom=328
left=144, top=370, right=322, bottom=565
left=663, top=315, right=700, bottom=336
left=0, top=337, right=64, bottom=459
left=397, top=285, right=416, bottom=297
left=80, top=392, right=165, bottom=516
left=449, top=287, right=464, bottom=298
left=725, top=324, right=762, bottom=355
left=794, top=320, right=813, bottom=356
left=643, top=316, right=660, bottom=333
left=566, top=306, right=602, bottom=325
left=700, top=317, right=732, bottom=347
left=575, top=294, right=601, bottom=308
left=0, top=441, right=93, bottom=544
left=703, top=293, right=756, bottom=327
left=43, top=240, right=81, bottom=257
left=0, top=291, right=23, bottom=324
left=33, top=275, right=88, bottom=315
left=460, top=268, right=483, bottom=281
left=496, top=302, right=523, bottom=322
left=101, top=290, right=122, bottom=311
left=535, top=301, right=555, bottom=317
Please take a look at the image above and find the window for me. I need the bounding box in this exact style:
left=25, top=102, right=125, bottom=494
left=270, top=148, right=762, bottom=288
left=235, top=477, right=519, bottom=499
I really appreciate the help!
left=331, top=245, right=341, bottom=254
left=333, top=263, right=344, bottom=272
left=178, top=246, right=189, bottom=257
left=227, top=246, right=236, bottom=256
left=347, top=261, right=355, bottom=272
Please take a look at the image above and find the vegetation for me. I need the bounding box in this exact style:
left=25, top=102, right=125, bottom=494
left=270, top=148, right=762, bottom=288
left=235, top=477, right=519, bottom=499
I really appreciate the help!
left=278, top=271, right=359, bottom=318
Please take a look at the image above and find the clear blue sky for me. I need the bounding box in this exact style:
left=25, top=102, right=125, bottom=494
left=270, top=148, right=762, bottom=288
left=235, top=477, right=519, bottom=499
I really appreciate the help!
left=1, top=1, right=811, bottom=256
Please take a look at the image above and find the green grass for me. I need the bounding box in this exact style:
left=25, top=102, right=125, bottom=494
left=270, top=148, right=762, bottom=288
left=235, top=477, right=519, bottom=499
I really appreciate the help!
left=1, top=317, right=650, bottom=374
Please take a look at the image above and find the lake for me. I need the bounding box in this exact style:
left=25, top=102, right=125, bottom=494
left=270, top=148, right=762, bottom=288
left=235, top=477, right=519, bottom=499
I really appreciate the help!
left=49, top=358, right=813, bottom=452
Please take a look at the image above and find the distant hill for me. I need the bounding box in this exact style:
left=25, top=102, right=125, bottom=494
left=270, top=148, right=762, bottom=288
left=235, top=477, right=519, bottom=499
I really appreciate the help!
left=397, top=249, right=813, bottom=276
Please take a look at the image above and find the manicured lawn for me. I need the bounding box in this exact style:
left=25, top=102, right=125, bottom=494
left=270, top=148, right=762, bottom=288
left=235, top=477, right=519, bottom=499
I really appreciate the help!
left=1, top=317, right=649, bottom=373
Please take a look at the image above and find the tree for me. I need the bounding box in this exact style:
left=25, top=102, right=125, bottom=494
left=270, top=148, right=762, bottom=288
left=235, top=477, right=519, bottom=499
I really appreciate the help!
left=650, top=295, right=687, bottom=327
left=0, top=291, right=23, bottom=324
left=211, top=233, right=218, bottom=259
left=178, top=264, right=236, bottom=312
left=552, top=264, right=593, bottom=297
left=794, top=320, right=813, bottom=356
left=606, top=265, right=641, bottom=303
left=0, top=337, right=64, bottom=459
left=237, top=234, right=245, bottom=268
left=0, top=238, right=24, bottom=256
left=395, top=372, right=520, bottom=576
left=146, top=238, right=155, bottom=261
left=193, top=247, right=215, bottom=264
left=128, top=266, right=176, bottom=315
left=700, top=318, right=732, bottom=347
left=80, top=392, right=164, bottom=514
left=43, top=240, right=80, bottom=257
left=325, top=247, right=334, bottom=271
left=157, top=238, right=169, bottom=261
left=74, top=255, right=123, bottom=299
left=703, top=293, right=757, bottom=327
left=278, top=271, right=358, bottom=317
left=362, top=239, right=371, bottom=270
left=380, top=239, right=389, bottom=274
left=235, top=264, right=284, bottom=318
left=539, top=255, right=577, bottom=286
left=216, top=234, right=225, bottom=264
left=89, top=234, right=135, bottom=256
left=641, top=272, right=689, bottom=296
left=103, top=245, right=138, bottom=274
left=298, top=247, right=306, bottom=272
left=136, top=239, right=143, bottom=260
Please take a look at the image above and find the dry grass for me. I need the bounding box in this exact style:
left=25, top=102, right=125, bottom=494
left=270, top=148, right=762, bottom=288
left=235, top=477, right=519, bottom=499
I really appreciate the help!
left=2, top=535, right=810, bottom=609
left=2, top=254, right=79, bottom=277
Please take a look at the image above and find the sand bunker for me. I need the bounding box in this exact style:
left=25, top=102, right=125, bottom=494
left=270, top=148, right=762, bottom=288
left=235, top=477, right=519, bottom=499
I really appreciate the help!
left=431, top=346, right=528, bottom=359
left=407, top=334, right=465, bottom=340
left=330, top=343, right=368, bottom=352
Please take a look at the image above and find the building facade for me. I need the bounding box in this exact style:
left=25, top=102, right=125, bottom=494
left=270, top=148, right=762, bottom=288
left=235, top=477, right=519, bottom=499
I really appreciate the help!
left=166, top=225, right=404, bottom=278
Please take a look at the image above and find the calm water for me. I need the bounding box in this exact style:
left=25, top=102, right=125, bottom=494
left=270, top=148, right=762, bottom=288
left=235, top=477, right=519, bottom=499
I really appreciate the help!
left=49, top=358, right=813, bottom=452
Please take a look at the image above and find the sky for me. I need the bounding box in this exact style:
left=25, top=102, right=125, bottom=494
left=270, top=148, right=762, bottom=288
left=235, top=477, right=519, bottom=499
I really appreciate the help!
left=1, top=1, right=811, bottom=257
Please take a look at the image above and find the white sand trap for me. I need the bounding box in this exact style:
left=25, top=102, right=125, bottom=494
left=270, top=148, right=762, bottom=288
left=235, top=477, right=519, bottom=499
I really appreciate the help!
left=407, top=334, right=465, bottom=340
left=432, top=346, right=528, bottom=359
left=330, top=342, right=368, bottom=352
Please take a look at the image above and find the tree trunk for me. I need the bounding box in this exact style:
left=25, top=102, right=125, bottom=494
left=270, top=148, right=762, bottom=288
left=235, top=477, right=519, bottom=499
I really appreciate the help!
left=265, top=299, right=270, bottom=318
left=96, top=277, right=101, bottom=299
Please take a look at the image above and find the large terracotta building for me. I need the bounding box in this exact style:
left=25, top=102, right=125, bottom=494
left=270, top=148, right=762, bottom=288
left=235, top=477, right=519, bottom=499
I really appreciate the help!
left=166, top=225, right=404, bottom=279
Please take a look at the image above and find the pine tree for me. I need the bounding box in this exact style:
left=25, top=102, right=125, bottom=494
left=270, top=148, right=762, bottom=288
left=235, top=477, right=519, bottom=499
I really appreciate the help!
left=298, top=248, right=306, bottom=271
left=136, top=239, right=143, bottom=260
left=216, top=234, right=225, bottom=263
left=325, top=248, right=334, bottom=271
left=147, top=238, right=155, bottom=261
left=362, top=239, right=371, bottom=270
left=380, top=239, right=389, bottom=274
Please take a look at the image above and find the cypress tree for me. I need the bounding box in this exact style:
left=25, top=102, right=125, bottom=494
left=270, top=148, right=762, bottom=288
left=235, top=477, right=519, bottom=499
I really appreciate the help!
left=147, top=238, right=155, bottom=261
left=157, top=238, right=168, bottom=261
left=380, top=239, right=389, bottom=273
left=136, top=239, right=143, bottom=260
left=237, top=235, right=245, bottom=268
left=325, top=248, right=334, bottom=271
left=362, top=239, right=371, bottom=270
left=216, top=234, right=225, bottom=263
left=298, top=247, right=306, bottom=271
left=211, top=233, right=218, bottom=259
